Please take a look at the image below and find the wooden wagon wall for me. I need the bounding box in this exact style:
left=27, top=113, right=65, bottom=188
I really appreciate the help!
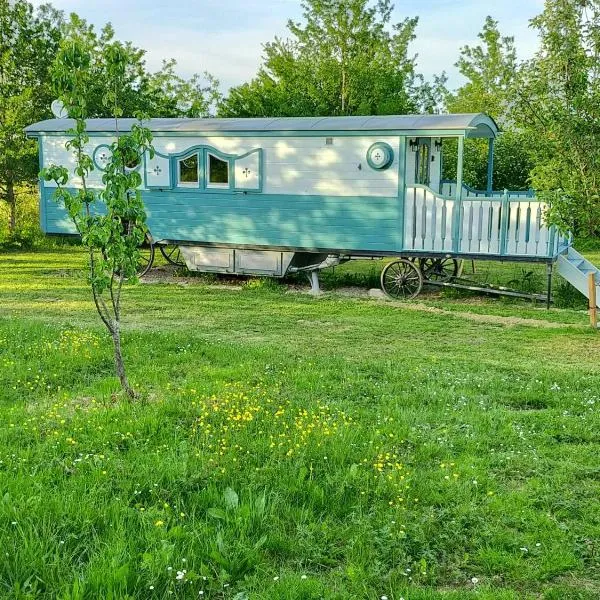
left=39, top=134, right=406, bottom=253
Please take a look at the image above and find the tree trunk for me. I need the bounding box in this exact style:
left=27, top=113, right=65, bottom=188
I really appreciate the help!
left=111, top=321, right=136, bottom=399
left=7, top=180, right=16, bottom=234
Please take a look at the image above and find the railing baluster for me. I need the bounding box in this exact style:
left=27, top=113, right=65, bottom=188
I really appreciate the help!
left=535, top=205, right=542, bottom=255
left=441, top=199, right=447, bottom=250
left=467, top=202, right=474, bottom=252
left=431, top=195, right=437, bottom=251
left=478, top=202, right=484, bottom=252
left=514, top=204, right=521, bottom=254
left=412, top=186, right=417, bottom=249
left=487, top=204, right=493, bottom=253
left=421, top=189, right=427, bottom=249
left=499, top=190, right=509, bottom=256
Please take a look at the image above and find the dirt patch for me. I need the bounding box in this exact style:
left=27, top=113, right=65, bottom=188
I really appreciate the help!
left=140, top=266, right=243, bottom=289
left=383, top=301, right=580, bottom=329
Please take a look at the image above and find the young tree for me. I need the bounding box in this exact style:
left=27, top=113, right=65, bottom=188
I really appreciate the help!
left=445, top=16, right=533, bottom=191
left=42, top=34, right=154, bottom=399
left=220, top=0, right=443, bottom=117
left=0, top=0, right=62, bottom=238
left=514, top=0, right=600, bottom=236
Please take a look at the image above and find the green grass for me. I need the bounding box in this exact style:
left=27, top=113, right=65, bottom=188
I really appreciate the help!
left=1, top=248, right=599, bottom=599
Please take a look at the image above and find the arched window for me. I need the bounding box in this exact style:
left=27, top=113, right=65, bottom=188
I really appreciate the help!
left=207, top=153, right=229, bottom=187
left=178, top=154, right=199, bottom=186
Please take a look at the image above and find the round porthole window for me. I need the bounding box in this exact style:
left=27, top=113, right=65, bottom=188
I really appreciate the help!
left=92, top=145, right=113, bottom=171
left=366, top=142, right=394, bottom=170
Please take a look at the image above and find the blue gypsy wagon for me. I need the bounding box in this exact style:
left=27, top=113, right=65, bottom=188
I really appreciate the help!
left=25, top=113, right=599, bottom=305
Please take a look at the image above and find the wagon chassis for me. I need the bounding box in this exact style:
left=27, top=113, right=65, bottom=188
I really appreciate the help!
left=136, top=239, right=554, bottom=306
left=376, top=255, right=553, bottom=306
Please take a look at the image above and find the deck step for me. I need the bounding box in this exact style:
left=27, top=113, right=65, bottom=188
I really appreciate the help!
left=557, top=247, right=600, bottom=308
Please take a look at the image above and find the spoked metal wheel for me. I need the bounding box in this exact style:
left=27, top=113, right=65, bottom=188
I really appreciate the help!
left=137, top=243, right=155, bottom=277
left=419, top=257, right=459, bottom=283
left=380, top=258, right=423, bottom=300
left=159, top=244, right=186, bottom=267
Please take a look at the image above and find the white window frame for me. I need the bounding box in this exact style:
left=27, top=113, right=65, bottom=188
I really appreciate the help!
left=177, top=153, right=200, bottom=187
left=206, top=152, right=230, bottom=189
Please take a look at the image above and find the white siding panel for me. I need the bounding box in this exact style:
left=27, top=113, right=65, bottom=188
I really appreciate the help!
left=234, top=152, right=260, bottom=190
left=146, top=152, right=171, bottom=187
left=42, top=134, right=401, bottom=198
left=154, top=135, right=400, bottom=197
left=43, top=135, right=117, bottom=189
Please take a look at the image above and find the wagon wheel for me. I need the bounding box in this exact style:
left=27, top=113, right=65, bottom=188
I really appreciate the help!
left=136, top=242, right=155, bottom=277
left=419, top=258, right=459, bottom=282
left=159, top=244, right=186, bottom=267
left=380, top=259, right=423, bottom=300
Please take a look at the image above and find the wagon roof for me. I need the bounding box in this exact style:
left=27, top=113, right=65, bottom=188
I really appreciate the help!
left=25, top=113, right=498, bottom=138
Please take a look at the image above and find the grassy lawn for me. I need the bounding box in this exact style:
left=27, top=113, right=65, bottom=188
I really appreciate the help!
left=1, top=248, right=599, bottom=599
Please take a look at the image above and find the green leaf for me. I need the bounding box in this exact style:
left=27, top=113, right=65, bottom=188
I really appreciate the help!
left=224, top=487, right=239, bottom=510
left=207, top=507, right=227, bottom=520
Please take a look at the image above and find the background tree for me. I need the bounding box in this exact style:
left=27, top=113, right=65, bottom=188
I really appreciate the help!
left=219, top=0, right=444, bottom=117
left=0, top=0, right=63, bottom=241
left=444, top=16, right=533, bottom=191
left=145, top=59, right=221, bottom=117
left=59, top=14, right=222, bottom=118
left=514, top=0, right=600, bottom=236
left=0, top=4, right=220, bottom=244
left=42, top=33, right=154, bottom=399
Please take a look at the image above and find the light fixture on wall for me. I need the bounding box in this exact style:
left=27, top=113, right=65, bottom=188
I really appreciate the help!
left=409, top=139, right=419, bottom=152
left=434, top=139, right=442, bottom=152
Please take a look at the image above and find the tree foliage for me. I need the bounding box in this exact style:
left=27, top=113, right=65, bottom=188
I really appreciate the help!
left=444, top=16, right=532, bottom=192
left=59, top=14, right=221, bottom=118
left=0, top=3, right=220, bottom=242
left=514, top=0, right=600, bottom=236
left=42, top=33, right=154, bottom=399
left=220, top=0, right=446, bottom=117
left=0, top=0, right=63, bottom=238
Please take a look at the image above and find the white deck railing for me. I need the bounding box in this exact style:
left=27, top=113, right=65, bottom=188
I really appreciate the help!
left=403, top=185, right=567, bottom=259
left=440, top=179, right=535, bottom=199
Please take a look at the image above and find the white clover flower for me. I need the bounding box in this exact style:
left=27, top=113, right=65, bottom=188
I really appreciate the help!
left=176, top=570, right=185, bottom=580
left=471, top=577, right=479, bottom=584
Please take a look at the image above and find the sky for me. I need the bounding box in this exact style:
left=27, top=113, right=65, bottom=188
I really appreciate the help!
left=30, top=0, right=545, bottom=93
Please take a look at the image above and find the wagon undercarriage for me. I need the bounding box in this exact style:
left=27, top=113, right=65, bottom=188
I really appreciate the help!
left=137, top=241, right=554, bottom=304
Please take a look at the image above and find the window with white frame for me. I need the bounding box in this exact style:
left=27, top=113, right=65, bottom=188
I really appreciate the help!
left=178, top=154, right=199, bottom=186
left=207, top=153, right=229, bottom=187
